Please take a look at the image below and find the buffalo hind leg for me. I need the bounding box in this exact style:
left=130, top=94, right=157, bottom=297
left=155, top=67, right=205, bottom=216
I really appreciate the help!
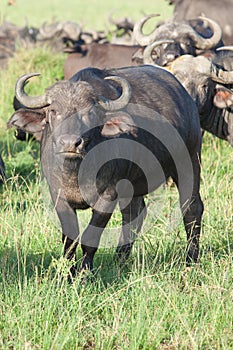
left=116, top=196, right=147, bottom=262
left=174, top=154, right=204, bottom=265
left=180, top=192, right=203, bottom=265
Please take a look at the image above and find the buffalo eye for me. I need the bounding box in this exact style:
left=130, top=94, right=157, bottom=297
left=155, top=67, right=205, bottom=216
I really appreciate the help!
left=48, top=108, right=61, bottom=126
left=49, top=109, right=56, bottom=118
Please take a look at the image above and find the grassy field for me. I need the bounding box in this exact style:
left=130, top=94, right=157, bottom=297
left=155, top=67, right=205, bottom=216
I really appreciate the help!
left=0, top=1, right=233, bottom=349
left=0, top=0, right=173, bottom=30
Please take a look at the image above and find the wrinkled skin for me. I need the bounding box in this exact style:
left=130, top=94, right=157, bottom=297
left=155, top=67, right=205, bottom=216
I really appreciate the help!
left=8, top=65, right=204, bottom=274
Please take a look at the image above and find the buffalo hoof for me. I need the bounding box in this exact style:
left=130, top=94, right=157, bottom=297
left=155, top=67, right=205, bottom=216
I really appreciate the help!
left=116, top=243, right=133, bottom=263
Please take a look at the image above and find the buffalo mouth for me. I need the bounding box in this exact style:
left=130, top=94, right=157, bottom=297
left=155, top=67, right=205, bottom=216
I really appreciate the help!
left=56, top=151, right=85, bottom=159
left=54, top=135, right=87, bottom=159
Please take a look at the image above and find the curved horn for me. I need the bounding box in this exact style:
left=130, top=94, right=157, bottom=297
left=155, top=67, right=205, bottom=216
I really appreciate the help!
left=15, top=73, right=50, bottom=108
left=108, top=11, right=121, bottom=26
left=217, top=46, right=233, bottom=51
left=80, top=29, right=99, bottom=43
left=187, top=16, right=222, bottom=50
left=39, top=22, right=61, bottom=39
left=211, top=63, right=233, bottom=84
left=133, top=14, right=160, bottom=46
left=98, top=76, right=132, bottom=111
left=62, top=21, right=81, bottom=41
left=143, top=39, right=174, bottom=64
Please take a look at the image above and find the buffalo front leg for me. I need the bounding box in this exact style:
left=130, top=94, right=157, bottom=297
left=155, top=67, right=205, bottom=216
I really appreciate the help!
left=175, top=153, right=204, bottom=265
left=116, top=196, right=147, bottom=261
left=81, top=196, right=116, bottom=271
left=55, top=199, right=79, bottom=265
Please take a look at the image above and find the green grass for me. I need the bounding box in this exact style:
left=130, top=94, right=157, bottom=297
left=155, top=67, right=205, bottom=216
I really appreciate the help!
left=0, top=1, right=233, bottom=349
left=0, top=0, right=173, bottom=30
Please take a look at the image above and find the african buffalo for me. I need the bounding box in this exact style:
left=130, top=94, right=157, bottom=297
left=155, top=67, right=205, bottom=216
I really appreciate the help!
left=0, top=20, right=38, bottom=68
left=167, top=0, right=233, bottom=45
left=63, top=42, right=142, bottom=80
left=108, top=12, right=136, bottom=45
left=63, top=15, right=222, bottom=80
left=134, top=14, right=223, bottom=67
left=167, top=52, right=233, bottom=145
left=8, top=65, right=203, bottom=273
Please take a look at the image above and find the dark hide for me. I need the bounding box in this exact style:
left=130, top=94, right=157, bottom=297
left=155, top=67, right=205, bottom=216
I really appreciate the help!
left=8, top=65, right=203, bottom=273
left=63, top=42, right=142, bottom=79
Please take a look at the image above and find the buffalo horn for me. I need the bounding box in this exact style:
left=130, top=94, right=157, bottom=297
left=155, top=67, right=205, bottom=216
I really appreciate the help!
left=15, top=73, right=50, bottom=108
left=217, top=46, right=233, bottom=51
left=133, top=14, right=160, bottom=46
left=186, top=16, right=222, bottom=50
left=211, top=63, right=233, bottom=84
left=39, top=22, right=60, bottom=39
left=143, top=39, right=174, bottom=64
left=98, top=76, right=132, bottom=111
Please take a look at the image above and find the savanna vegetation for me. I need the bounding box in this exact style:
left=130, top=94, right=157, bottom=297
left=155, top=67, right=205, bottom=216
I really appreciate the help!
left=0, top=1, right=232, bottom=349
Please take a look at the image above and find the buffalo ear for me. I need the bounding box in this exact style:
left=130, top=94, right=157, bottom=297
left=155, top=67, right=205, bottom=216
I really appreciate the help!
left=101, top=112, right=138, bottom=137
left=214, top=85, right=233, bottom=109
left=7, top=108, right=46, bottom=142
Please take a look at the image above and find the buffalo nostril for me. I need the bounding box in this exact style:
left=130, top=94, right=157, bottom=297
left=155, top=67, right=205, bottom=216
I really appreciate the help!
left=58, top=135, right=81, bottom=147
left=59, top=137, right=65, bottom=145
left=57, top=135, right=84, bottom=154
left=75, top=138, right=82, bottom=148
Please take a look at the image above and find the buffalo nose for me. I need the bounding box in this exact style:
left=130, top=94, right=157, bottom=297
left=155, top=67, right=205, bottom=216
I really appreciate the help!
left=164, top=52, right=179, bottom=63
left=57, top=134, right=83, bottom=153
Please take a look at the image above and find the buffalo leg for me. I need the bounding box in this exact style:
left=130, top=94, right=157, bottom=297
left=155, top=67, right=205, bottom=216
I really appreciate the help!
left=116, top=196, right=147, bottom=261
left=174, top=154, right=204, bottom=265
left=54, top=199, right=80, bottom=262
left=81, top=197, right=116, bottom=271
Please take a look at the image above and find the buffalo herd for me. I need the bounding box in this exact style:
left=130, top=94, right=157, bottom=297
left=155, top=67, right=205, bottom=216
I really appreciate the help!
left=1, top=0, right=233, bottom=275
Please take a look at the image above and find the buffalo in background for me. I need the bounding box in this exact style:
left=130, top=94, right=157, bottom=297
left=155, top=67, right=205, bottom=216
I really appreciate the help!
left=64, top=14, right=223, bottom=79
left=167, top=0, right=233, bottom=45
left=63, top=43, right=142, bottom=80
left=134, top=14, right=223, bottom=67
left=167, top=49, right=233, bottom=146
left=0, top=16, right=134, bottom=70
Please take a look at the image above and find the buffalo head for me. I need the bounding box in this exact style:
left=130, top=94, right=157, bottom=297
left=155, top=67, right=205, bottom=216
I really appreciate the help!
left=8, top=73, right=133, bottom=159
left=134, top=14, right=222, bottom=66
left=167, top=53, right=233, bottom=145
